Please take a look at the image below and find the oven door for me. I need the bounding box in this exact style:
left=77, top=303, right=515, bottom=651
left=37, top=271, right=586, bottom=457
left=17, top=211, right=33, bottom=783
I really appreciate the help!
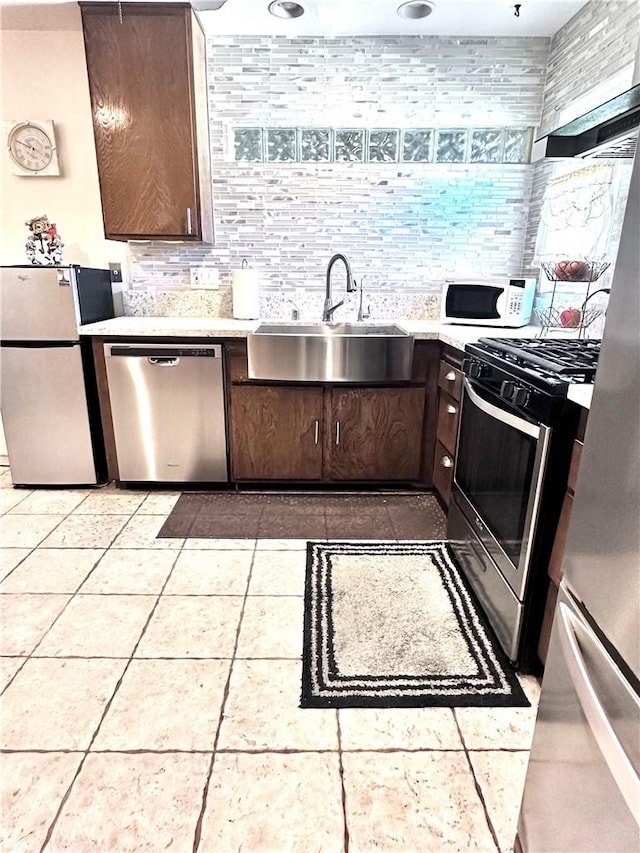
left=453, top=378, right=551, bottom=601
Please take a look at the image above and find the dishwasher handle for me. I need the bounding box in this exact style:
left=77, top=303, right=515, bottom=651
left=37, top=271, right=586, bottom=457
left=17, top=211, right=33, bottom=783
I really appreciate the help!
left=148, top=357, right=180, bottom=367
left=106, top=344, right=222, bottom=359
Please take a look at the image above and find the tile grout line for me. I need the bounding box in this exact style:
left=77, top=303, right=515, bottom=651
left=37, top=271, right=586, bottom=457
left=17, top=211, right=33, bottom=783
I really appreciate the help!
left=0, top=549, right=114, bottom=696
left=452, top=708, right=502, bottom=853
left=1, top=745, right=531, bottom=755
left=191, top=540, right=258, bottom=853
left=37, top=543, right=186, bottom=853
left=336, top=711, right=350, bottom=853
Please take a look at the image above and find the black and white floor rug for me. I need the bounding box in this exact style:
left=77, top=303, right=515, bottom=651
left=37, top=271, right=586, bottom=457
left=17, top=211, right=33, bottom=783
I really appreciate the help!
left=301, top=541, right=529, bottom=709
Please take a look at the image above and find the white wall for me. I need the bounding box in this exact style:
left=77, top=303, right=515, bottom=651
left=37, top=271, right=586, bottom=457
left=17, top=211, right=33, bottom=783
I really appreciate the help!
left=0, top=3, right=126, bottom=269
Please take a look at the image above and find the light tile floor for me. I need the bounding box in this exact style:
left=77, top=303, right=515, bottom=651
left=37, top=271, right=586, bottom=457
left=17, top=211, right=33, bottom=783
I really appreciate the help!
left=0, top=467, right=540, bottom=852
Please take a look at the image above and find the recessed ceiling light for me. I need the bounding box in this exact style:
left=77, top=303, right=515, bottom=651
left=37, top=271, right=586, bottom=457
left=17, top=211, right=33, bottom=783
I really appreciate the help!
left=397, top=1, right=436, bottom=20
left=268, top=1, right=305, bottom=18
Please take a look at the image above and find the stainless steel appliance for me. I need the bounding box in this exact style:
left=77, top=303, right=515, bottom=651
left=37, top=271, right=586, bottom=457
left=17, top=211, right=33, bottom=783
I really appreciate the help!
left=440, top=278, right=536, bottom=327
left=104, top=343, right=228, bottom=483
left=516, top=144, right=639, bottom=852
left=448, top=337, right=601, bottom=670
left=0, top=265, right=114, bottom=486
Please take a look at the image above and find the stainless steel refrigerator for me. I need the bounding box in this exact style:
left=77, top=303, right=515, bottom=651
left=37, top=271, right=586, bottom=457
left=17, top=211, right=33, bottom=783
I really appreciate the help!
left=516, top=152, right=640, bottom=849
left=0, top=265, right=115, bottom=486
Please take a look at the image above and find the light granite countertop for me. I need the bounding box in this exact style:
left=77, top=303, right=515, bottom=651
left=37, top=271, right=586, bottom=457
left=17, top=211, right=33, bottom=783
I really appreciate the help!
left=79, top=316, right=545, bottom=351
left=566, top=385, right=593, bottom=410
left=80, top=316, right=593, bottom=409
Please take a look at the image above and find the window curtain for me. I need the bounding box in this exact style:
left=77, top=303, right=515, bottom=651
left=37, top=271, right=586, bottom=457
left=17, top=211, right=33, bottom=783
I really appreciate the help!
left=535, top=163, right=615, bottom=262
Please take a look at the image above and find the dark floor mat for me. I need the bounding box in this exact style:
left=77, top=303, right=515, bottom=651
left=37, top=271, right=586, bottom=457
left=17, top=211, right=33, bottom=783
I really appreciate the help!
left=157, top=491, right=447, bottom=540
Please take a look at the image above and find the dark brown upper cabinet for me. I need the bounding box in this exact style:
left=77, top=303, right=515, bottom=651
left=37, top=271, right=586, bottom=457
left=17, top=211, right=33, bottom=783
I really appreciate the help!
left=81, top=3, right=213, bottom=242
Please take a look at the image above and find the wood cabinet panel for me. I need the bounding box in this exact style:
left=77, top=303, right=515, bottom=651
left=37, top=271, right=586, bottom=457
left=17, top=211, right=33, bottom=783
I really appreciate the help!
left=230, top=386, right=323, bottom=480
left=539, top=434, right=586, bottom=668
left=326, top=387, right=425, bottom=481
left=567, top=439, right=583, bottom=495
left=433, top=354, right=463, bottom=505
left=436, top=391, right=460, bottom=456
left=548, top=492, right=573, bottom=586
left=81, top=3, right=212, bottom=241
left=438, top=361, right=463, bottom=401
left=538, top=580, right=559, bottom=667
left=432, top=439, right=455, bottom=505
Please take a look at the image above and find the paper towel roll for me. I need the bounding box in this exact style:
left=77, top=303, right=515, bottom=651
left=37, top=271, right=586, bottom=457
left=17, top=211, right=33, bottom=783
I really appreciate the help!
left=232, top=268, right=260, bottom=319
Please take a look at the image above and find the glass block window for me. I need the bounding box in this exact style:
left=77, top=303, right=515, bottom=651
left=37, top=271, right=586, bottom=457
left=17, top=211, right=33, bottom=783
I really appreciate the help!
left=232, top=126, right=533, bottom=164
left=301, top=129, right=331, bottom=162
left=470, top=129, right=503, bottom=163
left=266, top=128, right=297, bottom=162
left=504, top=129, right=532, bottom=163
left=234, top=128, right=263, bottom=162
left=436, top=130, right=467, bottom=163
left=369, top=129, right=399, bottom=163
left=402, top=130, right=433, bottom=162
left=335, top=130, right=365, bottom=162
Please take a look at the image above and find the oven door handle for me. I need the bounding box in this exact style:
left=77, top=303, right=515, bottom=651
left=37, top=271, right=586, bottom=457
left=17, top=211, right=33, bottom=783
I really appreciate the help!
left=463, top=378, right=541, bottom=439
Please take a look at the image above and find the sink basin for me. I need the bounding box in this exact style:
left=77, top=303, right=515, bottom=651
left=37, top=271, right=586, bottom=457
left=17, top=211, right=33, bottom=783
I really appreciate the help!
left=247, top=322, right=415, bottom=383
left=252, top=322, right=409, bottom=337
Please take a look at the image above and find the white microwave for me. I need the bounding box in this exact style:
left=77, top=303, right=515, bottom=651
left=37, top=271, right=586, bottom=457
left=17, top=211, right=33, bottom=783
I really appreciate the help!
left=440, top=277, right=536, bottom=327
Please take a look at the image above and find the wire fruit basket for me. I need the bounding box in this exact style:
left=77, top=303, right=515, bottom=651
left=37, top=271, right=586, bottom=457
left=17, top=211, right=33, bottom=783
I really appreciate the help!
left=540, top=259, right=610, bottom=284
left=536, top=258, right=611, bottom=336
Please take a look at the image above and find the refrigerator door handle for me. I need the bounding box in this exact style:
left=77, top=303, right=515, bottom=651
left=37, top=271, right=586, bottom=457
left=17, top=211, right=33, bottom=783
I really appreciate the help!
left=558, top=602, right=640, bottom=822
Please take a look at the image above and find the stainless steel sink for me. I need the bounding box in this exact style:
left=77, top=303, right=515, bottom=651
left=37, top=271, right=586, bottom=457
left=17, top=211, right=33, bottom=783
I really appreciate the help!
left=247, top=322, right=415, bottom=382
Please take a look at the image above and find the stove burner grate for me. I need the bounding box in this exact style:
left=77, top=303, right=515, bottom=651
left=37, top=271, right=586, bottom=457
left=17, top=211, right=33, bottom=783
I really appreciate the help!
left=475, top=338, right=601, bottom=381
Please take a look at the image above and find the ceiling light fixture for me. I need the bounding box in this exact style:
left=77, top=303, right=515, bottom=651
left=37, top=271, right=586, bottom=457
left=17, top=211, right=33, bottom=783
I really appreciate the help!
left=396, top=0, right=436, bottom=19
left=268, top=1, right=305, bottom=19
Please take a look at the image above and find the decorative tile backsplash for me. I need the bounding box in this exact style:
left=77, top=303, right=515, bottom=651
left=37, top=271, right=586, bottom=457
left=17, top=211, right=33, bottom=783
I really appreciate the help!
left=522, top=0, right=638, bottom=286
left=126, top=33, right=550, bottom=317
left=539, top=0, right=640, bottom=138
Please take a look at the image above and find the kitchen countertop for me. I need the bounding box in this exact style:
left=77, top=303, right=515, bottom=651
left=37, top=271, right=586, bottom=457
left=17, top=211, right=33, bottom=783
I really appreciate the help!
left=80, top=316, right=593, bottom=408
left=567, top=385, right=593, bottom=410
left=79, top=316, right=544, bottom=351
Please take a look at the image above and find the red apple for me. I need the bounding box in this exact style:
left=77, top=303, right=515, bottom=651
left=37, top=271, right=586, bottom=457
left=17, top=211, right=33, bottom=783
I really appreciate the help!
left=560, top=307, right=581, bottom=328
left=554, top=260, right=589, bottom=281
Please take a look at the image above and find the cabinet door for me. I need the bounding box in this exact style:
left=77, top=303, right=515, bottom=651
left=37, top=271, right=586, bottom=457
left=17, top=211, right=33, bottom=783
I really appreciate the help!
left=230, top=386, right=323, bottom=480
left=326, top=388, right=425, bottom=481
left=81, top=5, right=200, bottom=240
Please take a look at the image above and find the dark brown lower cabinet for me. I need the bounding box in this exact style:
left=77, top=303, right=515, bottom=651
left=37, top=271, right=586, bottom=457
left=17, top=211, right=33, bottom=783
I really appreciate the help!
left=538, top=432, right=586, bottom=667
left=326, top=387, right=425, bottom=481
left=230, top=385, right=323, bottom=480
left=229, top=384, right=426, bottom=482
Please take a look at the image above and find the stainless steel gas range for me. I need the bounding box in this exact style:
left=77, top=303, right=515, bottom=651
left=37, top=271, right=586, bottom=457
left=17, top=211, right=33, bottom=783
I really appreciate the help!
left=448, top=337, right=601, bottom=672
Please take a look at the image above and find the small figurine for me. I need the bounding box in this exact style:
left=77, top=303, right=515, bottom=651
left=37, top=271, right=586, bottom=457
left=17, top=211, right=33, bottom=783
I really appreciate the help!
left=25, top=215, right=64, bottom=266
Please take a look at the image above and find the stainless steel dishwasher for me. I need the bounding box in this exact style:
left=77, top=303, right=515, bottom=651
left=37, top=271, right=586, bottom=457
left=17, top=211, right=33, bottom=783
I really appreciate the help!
left=104, top=343, right=228, bottom=482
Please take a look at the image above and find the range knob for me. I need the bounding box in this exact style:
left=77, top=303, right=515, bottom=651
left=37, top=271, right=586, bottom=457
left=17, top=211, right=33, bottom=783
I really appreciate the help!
left=467, top=361, right=492, bottom=379
left=512, top=386, right=531, bottom=407
left=500, top=381, right=516, bottom=400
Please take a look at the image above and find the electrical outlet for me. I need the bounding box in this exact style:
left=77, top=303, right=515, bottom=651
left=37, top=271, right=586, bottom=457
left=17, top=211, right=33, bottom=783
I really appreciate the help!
left=190, top=267, right=219, bottom=289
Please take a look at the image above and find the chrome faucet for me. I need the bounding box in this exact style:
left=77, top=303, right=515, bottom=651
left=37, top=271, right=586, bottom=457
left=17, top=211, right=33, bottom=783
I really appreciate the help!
left=323, top=253, right=356, bottom=322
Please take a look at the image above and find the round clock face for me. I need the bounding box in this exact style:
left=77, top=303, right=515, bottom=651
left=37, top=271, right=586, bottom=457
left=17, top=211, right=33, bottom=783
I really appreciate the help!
left=8, top=123, right=55, bottom=173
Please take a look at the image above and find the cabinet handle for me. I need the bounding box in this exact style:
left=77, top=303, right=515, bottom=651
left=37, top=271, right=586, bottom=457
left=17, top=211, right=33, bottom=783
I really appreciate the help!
left=314, top=420, right=319, bottom=445
left=445, top=370, right=456, bottom=381
left=186, top=207, right=193, bottom=235
left=335, top=421, right=340, bottom=445
left=446, top=404, right=457, bottom=415
left=441, top=455, right=453, bottom=468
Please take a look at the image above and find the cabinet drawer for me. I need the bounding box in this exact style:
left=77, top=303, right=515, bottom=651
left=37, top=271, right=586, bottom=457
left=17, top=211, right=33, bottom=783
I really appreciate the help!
left=436, top=392, right=460, bottom=456
left=438, top=361, right=463, bottom=401
left=433, top=440, right=455, bottom=505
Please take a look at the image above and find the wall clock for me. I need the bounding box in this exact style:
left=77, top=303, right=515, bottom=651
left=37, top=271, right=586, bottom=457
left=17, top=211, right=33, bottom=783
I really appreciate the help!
left=5, top=119, right=61, bottom=176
